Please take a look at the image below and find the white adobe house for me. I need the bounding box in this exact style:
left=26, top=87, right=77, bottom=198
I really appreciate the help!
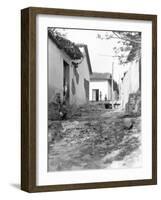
left=48, top=29, right=92, bottom=105
left=89, top=72, right=119, bottom=102
left=89, top=72, right=111, bottom=102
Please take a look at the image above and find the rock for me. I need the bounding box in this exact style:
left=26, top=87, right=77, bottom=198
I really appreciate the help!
left=82, top=154, right=91, bottom=160
left=62, top=121, right=79, bottom=132
left=123, top=118, right=133, bottom=130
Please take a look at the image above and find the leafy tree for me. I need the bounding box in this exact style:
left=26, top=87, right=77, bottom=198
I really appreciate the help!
left=97, top=31, right=141, bottom=64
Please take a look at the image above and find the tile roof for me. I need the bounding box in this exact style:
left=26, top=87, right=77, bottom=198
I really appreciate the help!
left=90, top=72, right=111, bottom=81
left=48, top=29, right=83, bottom=60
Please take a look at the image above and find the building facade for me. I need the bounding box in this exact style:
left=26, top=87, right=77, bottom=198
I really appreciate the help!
left=89, top=72, right=118, bottom=102
left=48, top=30, right=92, bottom=106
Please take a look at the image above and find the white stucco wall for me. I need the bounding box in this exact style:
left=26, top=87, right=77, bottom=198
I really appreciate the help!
left=48, top=38, right=90, bottom=105
left=70, top=52, right=90, bottom=105
left=89, top=80, right=111, bottom=101
left=48, top=37, right=64, bottom=102
left=121, top=60, right=140, bottom=108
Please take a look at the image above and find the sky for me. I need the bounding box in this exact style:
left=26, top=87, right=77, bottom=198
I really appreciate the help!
left=55, top=28, right=130, bottom=83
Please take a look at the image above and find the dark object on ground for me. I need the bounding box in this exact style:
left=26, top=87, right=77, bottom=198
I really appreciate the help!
left=105, top=103, right=112, bottom=109
left=123, top=118, right=134, bottom=130
left=104, top=102, right=120, bottom=109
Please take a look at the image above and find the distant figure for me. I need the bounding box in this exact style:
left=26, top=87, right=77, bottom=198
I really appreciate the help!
left=100, top=91, right=102, bottom=101
left=104, top=95, right=107, bottom=101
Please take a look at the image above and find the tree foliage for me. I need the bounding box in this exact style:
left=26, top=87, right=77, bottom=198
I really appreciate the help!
left=97, top=31, right=141, bottom=64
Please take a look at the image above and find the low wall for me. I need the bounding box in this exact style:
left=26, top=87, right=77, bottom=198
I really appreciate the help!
left=125, top=90, right=141, bottom=116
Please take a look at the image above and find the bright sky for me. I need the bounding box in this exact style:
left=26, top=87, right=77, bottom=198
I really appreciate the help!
left=56, top=28, right=129, bottom=83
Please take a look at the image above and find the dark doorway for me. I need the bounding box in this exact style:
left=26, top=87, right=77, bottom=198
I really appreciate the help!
left=92, top=89, right=99, bottom=101
left=63, top=61, right=70, bottom=103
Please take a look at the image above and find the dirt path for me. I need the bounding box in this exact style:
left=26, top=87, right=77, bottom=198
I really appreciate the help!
left=48, top=108, right=141, bottom=171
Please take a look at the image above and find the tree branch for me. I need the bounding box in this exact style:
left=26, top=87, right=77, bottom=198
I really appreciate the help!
left=112, top=32, right=141, bottom=44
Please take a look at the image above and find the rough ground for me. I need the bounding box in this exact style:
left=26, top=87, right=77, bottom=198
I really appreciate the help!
left=48, top=104, right=141, bottom=171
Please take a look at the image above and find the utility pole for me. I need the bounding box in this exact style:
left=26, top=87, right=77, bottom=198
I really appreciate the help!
left=111, top=61, right=114, bottom=109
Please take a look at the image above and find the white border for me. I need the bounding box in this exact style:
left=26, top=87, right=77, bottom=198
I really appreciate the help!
left=36, top=14, right=152, bottom=186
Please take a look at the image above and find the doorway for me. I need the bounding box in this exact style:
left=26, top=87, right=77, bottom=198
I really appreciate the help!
left=63, top=61, right=70, bottom=103
left=92, top=89, right=99, bottom=101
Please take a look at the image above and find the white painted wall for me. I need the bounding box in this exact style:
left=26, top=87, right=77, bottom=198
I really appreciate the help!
left=89, top=80, right=111, bottom=101
left=48, top=37, right=64, bottom=102
left=121, top=60, right=140, bottom=108
left=70, top=53, right=90, bottom=105
left=48, top=38, right=90, bottom=105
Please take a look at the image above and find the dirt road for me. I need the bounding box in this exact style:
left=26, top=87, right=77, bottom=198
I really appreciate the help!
left=48, top=106, right=141, bottom=171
